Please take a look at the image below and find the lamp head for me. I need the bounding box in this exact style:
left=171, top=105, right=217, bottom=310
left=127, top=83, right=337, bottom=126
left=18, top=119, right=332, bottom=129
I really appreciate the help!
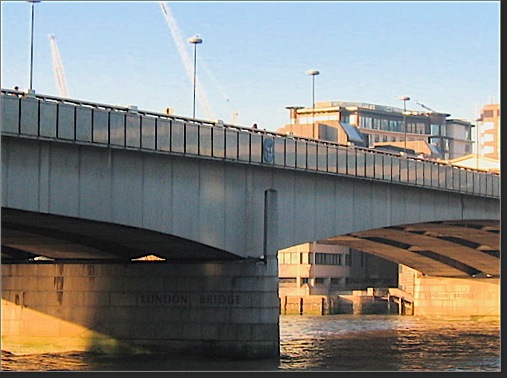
left=188, top=35, right=203, bottom=44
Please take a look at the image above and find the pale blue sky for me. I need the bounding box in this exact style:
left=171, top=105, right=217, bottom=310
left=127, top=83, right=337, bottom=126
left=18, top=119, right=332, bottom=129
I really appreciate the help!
left=1, top=1, right=500, bottom=131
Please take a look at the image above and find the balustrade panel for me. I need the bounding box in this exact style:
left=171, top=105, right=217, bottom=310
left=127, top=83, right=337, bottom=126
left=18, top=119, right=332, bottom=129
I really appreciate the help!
left=126, top=114, right=141, bottom=148
left=93, top=110, right=109, bottom=144
left=171, top=121, right=185, bottom=153
left=424, top=163, right=433, bottom=187
left=296, top=141, right=307, bottom=169
left=39, top=101, right=57, bottom=138
left=285, top=139, right=296, bottom=167
left=346, top=148, right=356, bottom=176
left=76, top=107, right=93, bottom=143
left=365, top=152, right=375, bottom=179
left=307, top=143, right=317, bottom=171
left=185, top=123, right=199, bottom=155
left=109, top=111, right=124, bottom=146
left=442, top=165, right=452, bottom=189
left=317, top=145, right=328, bottom=172
left=414, top=161, right=424, bottom=186
left=273, top=137, right=286, bottom=166
left=250, top=133, right=263, bottom=163
left=400, top=159, right=409, bottom=183
left=491, top=175, right=499, bottom=197
left=199, top=125, right=213, bottom=157
left=1, top=95, right=20, bottom=133
left=212, top=126, right=225, bottom=158
left=20, top=97, right=39, bottom=136
left=156, top=118, right=171, bottom=152
left=391, top=158, right=402, bottom=183
left=430, top=164, right=440, bottom=189
left=140, top=116, right=156, bottom=150
left=453, top=168, right=461, bottom=192
left=355, top=150, right=365, bottom=177
left=465, top=171, right=474, bottom=194
left=238, top=132, right=251, bottom=162
left=225, top=129, right=238, bottom=160
left=327, top=146, right=337, bottom=173
left=337, top=147, right=347, bottom=175
left=381, top=155, right=392, bottom=181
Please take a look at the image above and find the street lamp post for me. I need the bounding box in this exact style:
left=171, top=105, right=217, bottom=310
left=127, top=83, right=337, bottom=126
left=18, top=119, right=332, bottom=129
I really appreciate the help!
left=27, top=0, right=41, bottom=94
left=307, top=69, right=320, bottom=139
left=188, top=35, right=202, bottom=119
left=400, top=96, right=410, bottom=154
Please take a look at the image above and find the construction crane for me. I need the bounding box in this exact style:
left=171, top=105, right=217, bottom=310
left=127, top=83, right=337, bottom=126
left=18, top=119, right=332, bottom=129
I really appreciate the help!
left=48, top=34, right=69, bottom=97
left=415, top=100, right=437, bottom=113
left=159, top=2, right=215, bottom=120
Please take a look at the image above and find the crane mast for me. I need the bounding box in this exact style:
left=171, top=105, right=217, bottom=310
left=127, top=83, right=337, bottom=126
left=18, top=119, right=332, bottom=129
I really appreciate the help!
left=159, top=2, right=214, bottom=120
left=48, top=34, right=69, bottom=97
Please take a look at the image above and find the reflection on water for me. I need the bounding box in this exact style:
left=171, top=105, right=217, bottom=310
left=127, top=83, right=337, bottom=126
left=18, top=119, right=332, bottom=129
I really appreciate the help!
left=279, top=315, right=500, bottom=371
left=1, top=315, right=500, bottom=372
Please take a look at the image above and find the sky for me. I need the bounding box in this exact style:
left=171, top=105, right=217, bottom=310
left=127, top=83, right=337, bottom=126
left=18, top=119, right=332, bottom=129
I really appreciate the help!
left=1, top=0, right=501, bottom=132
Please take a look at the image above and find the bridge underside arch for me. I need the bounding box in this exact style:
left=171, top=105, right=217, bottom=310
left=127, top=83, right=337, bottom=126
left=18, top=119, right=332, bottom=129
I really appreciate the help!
left=320, top=220, right=500, bottom=278
left=1, top=208, right=241, bottom=263
left=2, top=208, right=500, bottom=279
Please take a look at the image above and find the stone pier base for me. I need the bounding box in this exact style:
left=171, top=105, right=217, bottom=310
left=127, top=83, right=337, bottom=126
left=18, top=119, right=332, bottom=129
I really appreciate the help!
left=1, top=258, right=280, bottom=358
left=413, top=276, right=500, bottom=317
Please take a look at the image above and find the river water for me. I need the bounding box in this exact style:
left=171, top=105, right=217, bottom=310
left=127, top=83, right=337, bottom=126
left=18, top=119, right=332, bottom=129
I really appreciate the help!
left=1, top=315, right=500, bottom=372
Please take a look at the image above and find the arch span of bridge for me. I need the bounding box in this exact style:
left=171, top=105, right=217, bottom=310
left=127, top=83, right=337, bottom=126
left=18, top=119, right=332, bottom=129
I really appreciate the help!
left=1, top=90, right=500, bottom=358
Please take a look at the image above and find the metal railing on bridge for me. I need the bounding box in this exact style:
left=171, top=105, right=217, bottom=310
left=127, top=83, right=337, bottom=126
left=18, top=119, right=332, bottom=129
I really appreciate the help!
left=1, top=89, right=500, bottom=199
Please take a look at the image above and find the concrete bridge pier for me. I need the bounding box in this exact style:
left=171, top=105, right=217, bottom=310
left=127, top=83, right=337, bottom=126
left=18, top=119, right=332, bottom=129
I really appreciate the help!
left=1, top=258, right=280, bottom=358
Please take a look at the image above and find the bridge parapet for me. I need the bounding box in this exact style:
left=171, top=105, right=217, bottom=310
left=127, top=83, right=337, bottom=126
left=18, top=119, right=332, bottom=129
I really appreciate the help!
left=1, top=89, right=499, bottom=199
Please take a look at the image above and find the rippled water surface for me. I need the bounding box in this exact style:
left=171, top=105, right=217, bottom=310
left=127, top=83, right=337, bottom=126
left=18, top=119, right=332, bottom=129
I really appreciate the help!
left=1, top=315, right=500, bottom=372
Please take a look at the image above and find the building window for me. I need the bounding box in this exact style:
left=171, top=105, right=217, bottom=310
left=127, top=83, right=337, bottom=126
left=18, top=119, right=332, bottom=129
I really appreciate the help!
left=431, top=124, right=441, bottom=135
left=279, top=252, right=299, bottom=264
left=300, top=252, right=310, bottom=264
left=279, top=277, right=297, bottom=284
left=301, top=278, right=309, bottom=285
left=315, top=277, right=325, bottom=284
left=315, top=253, right=344, bottom=265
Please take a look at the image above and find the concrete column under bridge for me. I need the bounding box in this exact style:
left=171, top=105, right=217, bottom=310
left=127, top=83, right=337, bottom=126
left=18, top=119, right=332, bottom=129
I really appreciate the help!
left=1, top=258, right=280, bottom=358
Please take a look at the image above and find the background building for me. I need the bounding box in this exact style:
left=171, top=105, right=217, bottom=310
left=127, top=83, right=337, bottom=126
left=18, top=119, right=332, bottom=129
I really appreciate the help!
left=279, top=101, right=476, bottom=160
left=476, top=103, right=500, bottom=161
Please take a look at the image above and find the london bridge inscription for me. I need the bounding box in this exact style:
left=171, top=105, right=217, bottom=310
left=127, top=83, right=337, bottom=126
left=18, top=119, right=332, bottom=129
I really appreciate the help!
left=138, top=293, right=243, bottom=307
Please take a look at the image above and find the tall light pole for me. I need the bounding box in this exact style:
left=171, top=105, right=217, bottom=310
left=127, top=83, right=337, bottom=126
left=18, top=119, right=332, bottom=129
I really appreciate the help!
left=27, top=0, right=41, bottom=93
left=307, top=69, right=319, bottom=139
left=188, top=35, right=202, bottom=119
left=400, top=96, right=410, bottom=154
